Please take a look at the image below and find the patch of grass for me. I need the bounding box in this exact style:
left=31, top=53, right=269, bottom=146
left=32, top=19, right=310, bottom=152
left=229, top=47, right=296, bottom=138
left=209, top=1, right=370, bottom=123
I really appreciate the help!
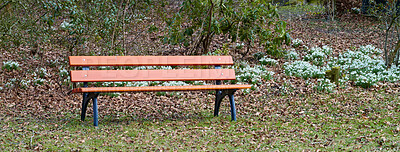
left=1, top=89, right=399, bottom=151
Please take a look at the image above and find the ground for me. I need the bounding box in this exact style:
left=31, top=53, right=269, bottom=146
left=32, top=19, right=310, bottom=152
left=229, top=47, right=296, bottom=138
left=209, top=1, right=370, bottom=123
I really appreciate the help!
left=0, top=4, right=400, bottom=151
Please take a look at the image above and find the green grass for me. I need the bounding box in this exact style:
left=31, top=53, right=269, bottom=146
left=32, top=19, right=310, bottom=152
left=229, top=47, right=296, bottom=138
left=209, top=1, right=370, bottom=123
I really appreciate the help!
left=1, top=89, right=400, bottom=151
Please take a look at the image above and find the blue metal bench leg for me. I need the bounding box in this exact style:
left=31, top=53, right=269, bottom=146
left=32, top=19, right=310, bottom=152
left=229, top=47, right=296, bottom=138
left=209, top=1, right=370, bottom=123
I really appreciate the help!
left=81, top=93, right=89, bottom=121
left=93, top=97, right=98, bottom=126
left=214, top=90, right=223, bottom=116
left=228, top=94, right=236, bottom=121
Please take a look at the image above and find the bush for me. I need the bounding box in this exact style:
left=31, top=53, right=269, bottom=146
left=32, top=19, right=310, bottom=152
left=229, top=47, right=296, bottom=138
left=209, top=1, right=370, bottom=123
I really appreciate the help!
left=164, top=0, right=290, bottom=55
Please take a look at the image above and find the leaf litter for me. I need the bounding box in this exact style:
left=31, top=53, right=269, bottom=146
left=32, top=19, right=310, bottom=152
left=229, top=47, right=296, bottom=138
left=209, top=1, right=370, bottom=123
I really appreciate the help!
left=0, top=4, right=400, bottom=151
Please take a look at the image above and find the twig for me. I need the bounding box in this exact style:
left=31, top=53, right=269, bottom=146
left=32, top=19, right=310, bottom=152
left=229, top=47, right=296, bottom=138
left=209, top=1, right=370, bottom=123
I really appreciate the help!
left=30, top=130, right=35, bottom=149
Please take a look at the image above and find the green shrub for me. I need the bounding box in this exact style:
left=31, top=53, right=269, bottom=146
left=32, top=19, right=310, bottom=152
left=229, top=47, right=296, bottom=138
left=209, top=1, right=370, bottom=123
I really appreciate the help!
left=164, top=0, right=290, bottom=55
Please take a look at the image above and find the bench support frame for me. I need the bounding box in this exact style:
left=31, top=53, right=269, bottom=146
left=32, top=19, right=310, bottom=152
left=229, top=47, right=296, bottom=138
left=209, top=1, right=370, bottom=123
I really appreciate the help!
left=81, top=92, right=100, bottom=126
left=81, top=67, right=100, bottom=126
left=213, top=65, right=237, bottom=121
left=214, top=89, right=237, bottom=121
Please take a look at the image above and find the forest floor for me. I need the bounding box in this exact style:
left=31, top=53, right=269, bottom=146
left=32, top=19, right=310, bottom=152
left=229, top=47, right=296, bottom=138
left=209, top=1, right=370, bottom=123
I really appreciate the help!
left=1, top=4, right=400, bottom=151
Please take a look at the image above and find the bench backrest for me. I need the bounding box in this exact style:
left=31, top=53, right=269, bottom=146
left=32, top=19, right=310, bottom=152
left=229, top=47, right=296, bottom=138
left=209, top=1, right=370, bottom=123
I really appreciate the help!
left=69, top=56, right=236, bottom=83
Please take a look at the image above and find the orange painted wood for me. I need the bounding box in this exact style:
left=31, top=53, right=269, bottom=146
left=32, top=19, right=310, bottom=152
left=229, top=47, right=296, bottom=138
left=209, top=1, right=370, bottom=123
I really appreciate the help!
left=71, top=85, right=252, bottom=93
left=69, top=56, right=234, bottom=66
left=70, top=69, right=236, bottom=82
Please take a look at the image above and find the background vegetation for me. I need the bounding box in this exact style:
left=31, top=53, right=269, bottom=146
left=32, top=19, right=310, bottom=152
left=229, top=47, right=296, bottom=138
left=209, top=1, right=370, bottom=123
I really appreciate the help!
left=1, top=0, right=400, bottom=151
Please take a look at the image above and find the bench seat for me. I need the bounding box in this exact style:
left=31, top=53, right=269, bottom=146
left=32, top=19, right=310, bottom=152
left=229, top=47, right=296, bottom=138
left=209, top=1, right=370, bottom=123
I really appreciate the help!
left=71, top=84, right=252, bottom=93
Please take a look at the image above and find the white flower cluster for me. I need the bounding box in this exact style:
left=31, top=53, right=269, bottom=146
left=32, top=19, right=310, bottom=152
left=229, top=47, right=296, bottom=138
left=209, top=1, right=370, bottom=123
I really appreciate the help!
left=314, top=78, right=336, bottom=93
left=284, top=45, right=400, bottom=88
left=235, top=42, right=245, bottom=49
left=292, top=38, right=303, bottom=48
left=235, top=62, right=274, bottom=85
left=336, top=50, right=385, bottom=74
left=286, top=50, right=299, bottom=60
left=60, top=20, right=73, bottom=29
left=304, top=50, right=326, bottom=66
left=37, top=67, right=50, bottom=77
left=99, top=65, right=207, bottom=87
left=2, top=60, right=20, bottom=71
left=59, top=68, right=69, bottom=84
left=160, top=81, right=190, bottom=86
left=311, top=46, right=333, bottom=55
left=20, top=79, right=30, bottom=89
left=33, top=78, right=46, bottom=86
left=101, top=80, right=207, bottom=89
left=284, top=61, right=325, bottom=79
left=259, top=57, right=278, bottom=66
left=303, top=46, right=333, bottom=66
left=333, top=46, right=392, bottom=87
left=4, top=78, right=37, bottom=89
left=134, top=66, right=173, bottom=70
left=358, top=45, right=382, bottom=56
left=351, top=7, right=360, bottom=14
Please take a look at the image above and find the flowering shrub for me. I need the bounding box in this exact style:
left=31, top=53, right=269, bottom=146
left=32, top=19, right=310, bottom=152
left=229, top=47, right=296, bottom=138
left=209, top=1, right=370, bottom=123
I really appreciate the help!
left=284, top=61, right=325, bottom=79
left=259, top=57, right=278, bottom=66
left=2, top=61, right=20, bottom=71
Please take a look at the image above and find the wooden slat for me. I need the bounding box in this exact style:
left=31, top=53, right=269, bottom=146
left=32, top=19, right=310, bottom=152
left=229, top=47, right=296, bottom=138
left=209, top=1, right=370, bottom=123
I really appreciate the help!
left=69, top=56, right=234, bottom=66
left=70, top=69, right=236, bottom=82
left=71, top=85, right=252, bottom=93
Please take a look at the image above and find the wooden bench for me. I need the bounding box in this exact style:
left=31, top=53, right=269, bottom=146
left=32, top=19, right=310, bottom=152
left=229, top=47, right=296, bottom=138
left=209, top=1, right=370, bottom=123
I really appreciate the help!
left=69, top=56, right=251, bottom=126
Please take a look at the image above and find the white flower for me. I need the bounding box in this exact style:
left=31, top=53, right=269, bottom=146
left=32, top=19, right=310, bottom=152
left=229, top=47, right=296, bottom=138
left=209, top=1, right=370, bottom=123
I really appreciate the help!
left=259, top=57, right=278, bottom=66
left=284, top=61, right=324, bottom=79
left=286, top=50, right=299, bottom=60
left=292, top=38, right=303, bottom=47
left=60, top=20, right=73, bottom=29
